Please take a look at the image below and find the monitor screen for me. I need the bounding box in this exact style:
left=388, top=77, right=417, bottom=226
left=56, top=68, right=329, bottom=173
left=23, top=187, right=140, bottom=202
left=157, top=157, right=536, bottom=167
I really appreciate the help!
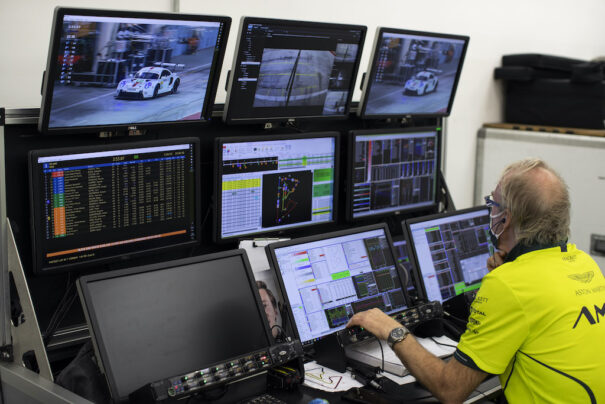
left=267, top=224, right=409, bottom=344
left=392, top=236, right=418, bottom=299
left=39, top=8, right=230, bottom=133
left=77, top=250, right=272, bottom=402
left=223, top=17, right=366, bottom=124
left=215, top=133, right=338, bottom=240
left=405, top=207, right=490, bottom=304
left=29, top=139, right=200, bottom=273
left=359, top=27, right=469, bottom=118
left=348, top=128, right=439, bottom=219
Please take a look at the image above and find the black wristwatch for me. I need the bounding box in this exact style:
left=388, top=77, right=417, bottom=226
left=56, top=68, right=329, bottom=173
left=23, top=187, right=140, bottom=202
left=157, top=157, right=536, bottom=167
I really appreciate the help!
left=387, top=326, right=410, bottom=349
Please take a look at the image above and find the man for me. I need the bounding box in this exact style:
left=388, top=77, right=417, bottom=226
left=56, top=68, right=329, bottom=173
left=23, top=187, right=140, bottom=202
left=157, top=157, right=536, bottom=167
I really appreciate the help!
left=348, top=158, right=605, bottom=403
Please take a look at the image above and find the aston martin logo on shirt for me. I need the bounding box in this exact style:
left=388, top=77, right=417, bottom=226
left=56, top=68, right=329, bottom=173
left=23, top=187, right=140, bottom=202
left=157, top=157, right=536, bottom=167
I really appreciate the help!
left=568, top=271, right=595, bottom=284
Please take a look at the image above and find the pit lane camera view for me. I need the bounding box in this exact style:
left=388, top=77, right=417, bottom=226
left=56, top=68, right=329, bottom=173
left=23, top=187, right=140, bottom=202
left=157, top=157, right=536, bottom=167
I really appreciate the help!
left=271, top=227, right=408, bottom=344
left=44, top=12, right=228, bottom=129
left=225, top=18, right=365, bottom=122
left=362, top=29, right=468, bottom=117
left=407, top=208, right=490, bottom=303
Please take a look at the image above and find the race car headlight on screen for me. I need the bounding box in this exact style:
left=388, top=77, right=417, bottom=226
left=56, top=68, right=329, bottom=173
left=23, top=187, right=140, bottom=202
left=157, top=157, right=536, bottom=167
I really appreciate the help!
left=119, top=81, right=126, bottom=87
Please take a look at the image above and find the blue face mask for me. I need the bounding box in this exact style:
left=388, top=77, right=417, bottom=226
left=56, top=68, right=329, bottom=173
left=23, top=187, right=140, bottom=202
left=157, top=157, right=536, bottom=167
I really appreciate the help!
left=488, top=210, right=506, bottom=254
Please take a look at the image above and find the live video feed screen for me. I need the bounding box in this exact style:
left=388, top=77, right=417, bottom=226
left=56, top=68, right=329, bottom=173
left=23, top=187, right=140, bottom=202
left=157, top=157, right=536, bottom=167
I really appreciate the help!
left=227, top=20, right=364, bottom=121
left=352, top=130, right=438, bottom=218
left=273, top=228, right=408, bottom=344
left=47, top=14, right=227, bottom=128
left=363, top=31, right=467, bottom=116
left=408, top=208, right=490, bottom=303
left=31, top=142, right=198, bottom=272
left=219, top=136, right=336, bottom=239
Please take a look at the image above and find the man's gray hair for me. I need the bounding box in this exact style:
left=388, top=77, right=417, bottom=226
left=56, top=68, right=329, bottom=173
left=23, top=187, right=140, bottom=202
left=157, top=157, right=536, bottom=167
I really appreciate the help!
left=499, top=158, right=570, bottom=246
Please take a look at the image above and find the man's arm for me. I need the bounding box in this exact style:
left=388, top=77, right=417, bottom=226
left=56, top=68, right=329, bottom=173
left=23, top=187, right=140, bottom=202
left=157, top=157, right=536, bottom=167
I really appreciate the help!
left=347, top=308, right=487, bottom=404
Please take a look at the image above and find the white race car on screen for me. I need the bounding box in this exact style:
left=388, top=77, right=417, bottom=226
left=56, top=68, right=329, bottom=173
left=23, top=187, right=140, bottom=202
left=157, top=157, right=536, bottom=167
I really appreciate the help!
left=403, top=71, right=438, bottom=96
left=115, top=67, right=180, bottom=99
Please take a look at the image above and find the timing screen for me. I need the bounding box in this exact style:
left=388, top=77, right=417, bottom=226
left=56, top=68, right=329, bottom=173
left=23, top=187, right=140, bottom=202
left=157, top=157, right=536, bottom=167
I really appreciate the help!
left=220, top=137, right=335, bottom=239
left=364, top=32, right=466, bottom=116
left=33, top=143, right=197, bottom=271
left=273, top=229, right=408, bottom=343
left=227, top=21, right=363, bottom=120
left=352, top=131, right=437, bottom=218
left=48, top=14, right=226, bottom=128
left=408, top=209, right=490, bottom=303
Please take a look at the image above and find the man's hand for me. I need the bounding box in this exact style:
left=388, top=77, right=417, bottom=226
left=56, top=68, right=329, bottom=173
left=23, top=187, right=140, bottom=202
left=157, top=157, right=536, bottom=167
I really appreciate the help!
left=487, top=250, right=506, bottom=271
left=346, top=308, right=401, bottom=340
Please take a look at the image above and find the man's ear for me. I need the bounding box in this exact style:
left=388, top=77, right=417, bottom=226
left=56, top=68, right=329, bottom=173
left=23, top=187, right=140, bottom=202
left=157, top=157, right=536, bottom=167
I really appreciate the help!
left=501, top=210, right=511, bottom=231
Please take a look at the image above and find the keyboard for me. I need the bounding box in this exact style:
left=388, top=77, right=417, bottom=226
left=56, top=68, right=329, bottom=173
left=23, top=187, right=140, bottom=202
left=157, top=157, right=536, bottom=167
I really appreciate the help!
left=240, top=393, right=287, bottom=404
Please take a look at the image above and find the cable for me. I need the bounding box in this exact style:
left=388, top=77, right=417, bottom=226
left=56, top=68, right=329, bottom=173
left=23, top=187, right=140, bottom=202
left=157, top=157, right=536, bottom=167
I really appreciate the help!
left=430, top=337, right=457, bottom=349
left=200, top=205, right=211, bottom=230
left=271, top=324, right=289, bottom=343
left=43, top=273, right=76, bottom=346
left=443, top=311, right=468, bottom=326
left=376, top=338, right=385, bottom=372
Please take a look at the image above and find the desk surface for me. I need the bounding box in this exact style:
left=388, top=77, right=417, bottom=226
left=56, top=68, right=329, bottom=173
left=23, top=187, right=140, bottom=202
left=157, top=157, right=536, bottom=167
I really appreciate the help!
left=271, top=373, right=502, bottom=403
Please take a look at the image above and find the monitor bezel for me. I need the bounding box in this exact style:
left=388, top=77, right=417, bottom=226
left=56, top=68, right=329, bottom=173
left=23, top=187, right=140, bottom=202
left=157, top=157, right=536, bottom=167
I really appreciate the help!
left=403, top=205, right=490, bottom=304
left=29, top=137, right=202, bottom=274
left=76, top=249, right=272, bottom=403
left=213, top=131, right=340, bottom=242
left=358, top=27, right=469, bottom=119
left=38, top=7, right=231, bottom=134
left=266, top=222, right=410, bottom=345
left=346, top=126, right=442, bottom=221
left=223, top=16, right=367, bottom=125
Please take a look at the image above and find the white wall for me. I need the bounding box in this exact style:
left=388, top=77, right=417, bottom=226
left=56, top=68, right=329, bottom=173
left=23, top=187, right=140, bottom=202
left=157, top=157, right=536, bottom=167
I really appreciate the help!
left=2, top=0, right=605, bottom=207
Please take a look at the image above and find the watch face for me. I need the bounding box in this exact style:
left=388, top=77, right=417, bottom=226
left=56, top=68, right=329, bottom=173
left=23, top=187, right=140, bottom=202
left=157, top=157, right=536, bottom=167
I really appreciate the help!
left=391, top=327, right=405, bottom=340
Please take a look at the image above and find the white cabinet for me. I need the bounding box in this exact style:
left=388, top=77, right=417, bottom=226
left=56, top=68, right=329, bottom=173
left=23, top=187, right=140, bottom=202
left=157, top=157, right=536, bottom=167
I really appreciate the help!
left=474, top=127, right=605, bottom=271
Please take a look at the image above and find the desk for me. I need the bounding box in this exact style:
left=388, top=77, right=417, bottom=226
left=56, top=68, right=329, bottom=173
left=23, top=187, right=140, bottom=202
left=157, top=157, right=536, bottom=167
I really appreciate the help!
left=270, top=370, right=502, bottom=403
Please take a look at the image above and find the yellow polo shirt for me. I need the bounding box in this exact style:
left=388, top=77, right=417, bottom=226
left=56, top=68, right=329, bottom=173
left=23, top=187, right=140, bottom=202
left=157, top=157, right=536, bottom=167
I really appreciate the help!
left=455, top=243, right=605, bottom=403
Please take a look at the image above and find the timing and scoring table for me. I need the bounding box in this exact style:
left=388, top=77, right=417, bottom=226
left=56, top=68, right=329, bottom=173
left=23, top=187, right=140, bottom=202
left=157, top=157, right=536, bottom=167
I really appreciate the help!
left=273, top=228, right=408, bottom=344
left=220, top=137, right=335, bottom=239
left=34, top=142, right=197, bottom=271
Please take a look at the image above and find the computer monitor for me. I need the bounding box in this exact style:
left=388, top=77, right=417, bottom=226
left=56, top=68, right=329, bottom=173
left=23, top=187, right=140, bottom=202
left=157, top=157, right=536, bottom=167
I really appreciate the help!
left=39, top=7, right=230, bottom=134
left=266, top=224, right=410, bottom=345
left=392, top=235, right=420, bottom=300
left=215, top=132, right=339, bottom=241
left=77, top=250, right=272, bottom=403
left=347, top=127, right=440, bottom=220
left=404, top=207, right=490, bottom=304
left=358, top=27, right=469, bottom=119
left=223, top=17, right=366, bottom=124
left=29, top=138, right=200, bottom=274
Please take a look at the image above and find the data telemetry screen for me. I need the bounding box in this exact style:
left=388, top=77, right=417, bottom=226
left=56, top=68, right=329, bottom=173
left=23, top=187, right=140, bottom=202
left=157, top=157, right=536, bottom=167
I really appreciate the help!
left=30, top=140, right=198, bottom=273
left=351, top=130, right=438, bottom=218
left=218, top=136, right=336, bottom=239
left=272, top=228, right=408, bottom=343
left=408, top=208, right=490, bottom=303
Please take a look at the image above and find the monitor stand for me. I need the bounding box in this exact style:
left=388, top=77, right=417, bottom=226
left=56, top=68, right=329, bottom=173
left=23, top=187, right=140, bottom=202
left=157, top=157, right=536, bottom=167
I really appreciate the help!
left=4, top=219, right=53, bottom=381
